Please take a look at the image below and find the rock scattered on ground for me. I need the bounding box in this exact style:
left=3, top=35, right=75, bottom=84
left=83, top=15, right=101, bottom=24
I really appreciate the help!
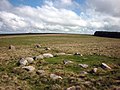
left=79, top=64, right=88, bottom=68
left=93, top=68, right=98, bottom=73
left=74, top=52, right=83, bottom=56
left=25, top=57, right=34, bottom=64
left=80, top=71, right=88, bottom=75
left=36, top=70, right=45, bottom=75
left=54, top=53, right=66, bottom=56
left=43, top=53, right=53, bottom=58
left=63, top=60, right=73, bottom=65
left=101, top=63, right=111, bottom=69
left=34, top=55, right=44, bottom=60
left=35, top=44, right=41, bottom=48
left=9, top=45, right=15, bottom=50
left=22, top=66, right=35, bottom=72
left=45, top=47, right=51, bottom=50
left=19, top=58, right=28, bottom=66
left=50, top=74, right=62, bottom=80
left=66, top=86, right=81, bottom=90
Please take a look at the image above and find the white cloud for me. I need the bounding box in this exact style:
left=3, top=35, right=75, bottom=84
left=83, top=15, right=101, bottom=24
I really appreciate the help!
left=0, top=0, right=120, bottom=34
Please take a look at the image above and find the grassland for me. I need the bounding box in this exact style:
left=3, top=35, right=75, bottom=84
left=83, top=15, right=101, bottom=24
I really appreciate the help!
left=0, top=34, right=120, bottom=90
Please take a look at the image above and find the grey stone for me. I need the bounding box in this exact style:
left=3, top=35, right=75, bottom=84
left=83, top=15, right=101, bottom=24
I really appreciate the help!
left=50, top=74, right=62, bottom=80
left=35, top=44, right=41, bottom=48
left=63, top=60, right=73, bottom=65
left=45, top=47, right=51, bottom=50
left=37, top=70, right=45, bottom=74
left=34, top=55, right=44, bottom=60
left=54, top=53, right=66, bottom=56
left=25, top=57, right=34, bottom=64
left=43, top=53, right=53, bottom=58
left=79, top=64, right=88, bottom=68
left=93, top=68, right=98, bottom=73
left=80, top=71, right=88, bottom=75
left=22, top=66, right=35, bottom=72
left=74, top=52, right=83, bottom=56
left=19, top=58, right=28, bottom=66
left=9, top=45, right=15, bottom=50
left=66, top=86, right=76, bottom=90
left=101, top=63, right=111, bottom=69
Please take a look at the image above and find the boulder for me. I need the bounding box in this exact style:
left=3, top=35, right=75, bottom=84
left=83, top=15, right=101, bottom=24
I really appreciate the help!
left=34, top=55, right=44, bottom=60
left=43, top=53, right=53, bottom=58
left=63, top=60, right=73, bottom=65
left=80, top=71, right=88, bottom=75
left=93, top=68, right=98, bottom=73
left=54, top=53, right=66, bottom=56
left=66, top=86, right=81, bottom=90
left=45, top=47, right=51, bottom=50
left=79, top=64, right=88, bottom=68
left=35, top=44, right=41, bottom=48
left=36, top=70, right=45, bottom=75
left=19, top=58, right=28, bottom=66
left=50, top=74, right=62, bottom=80
left=101, top=63, right=111, bottom=69
left=74, top=52, right=83, bottom=56
left=9, top=45, right=15, bottom=50
left=22, top=66, right=35, bottom=72
left=25, top=57, right=34, bottom=64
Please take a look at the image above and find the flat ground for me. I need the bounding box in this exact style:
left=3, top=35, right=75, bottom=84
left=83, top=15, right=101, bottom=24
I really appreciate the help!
left=0, top=34, right=120, bottom=90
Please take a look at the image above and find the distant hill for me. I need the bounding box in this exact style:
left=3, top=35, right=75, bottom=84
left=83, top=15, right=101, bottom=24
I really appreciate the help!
left=94, top=31, right=120, bottom=38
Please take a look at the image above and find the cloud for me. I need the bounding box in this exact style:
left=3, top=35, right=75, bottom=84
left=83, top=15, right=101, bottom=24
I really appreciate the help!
left=0, top=0, right=120, bottom=34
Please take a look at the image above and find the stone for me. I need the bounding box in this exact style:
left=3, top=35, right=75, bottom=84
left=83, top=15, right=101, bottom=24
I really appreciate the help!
left=93, top=68, right=98, bottom=73
left=101, top=63, right=111, bottom=69
left=43, top=53, right=53, bottom=58
left=22, top=66, right=35, bottom=72
left=79, top=64, right=88, bottom=68
left=50, top=74, right=62, bottom=80
left=35, top=44, right=41, bottom=48
left=34, top=55, right=44, bottom=60
left=9, top=45, right=15, bottom=50
left=45, top=47, right=51, bottom=50
left=52, top=84, right=61, bottom=90
left=25, top=57, right=34, bottom=64
left=19, top=58, right=28, bottom=66
left=66, top=86, right=76, bottom=90
left=74, top=52, right=83, bottom=56
left=80, top=71, right=88, bottom=75
left=63, top=60, right=73, bottom=65
left=37, top=70, right=45, bottom=74
left=54, top=53, right=66, bottom=56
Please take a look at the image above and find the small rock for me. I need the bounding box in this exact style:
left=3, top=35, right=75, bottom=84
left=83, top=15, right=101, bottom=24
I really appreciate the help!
left=9, top=45, right=15, bottom=50
left=43, top=53, right=53, bottom=58
left=79, top=64, right=88, bottom=68
left=22, top=66, right=35, bottom=72
left=45, top=47, right=51, bottom=50
left=50, top=74, right=62, bottom=80
left=25, top=57, right=34, bottom=64
left=93, top=68, right=98, bottom=73
left=52, top=84, right=61, bottom=90
left=34, top=55, right=44, bottom=60
left=35, top=44, right=41, bottom=48
left=74, top=52, right=83, bottom=56
left=19, top=58, right=28, bottom=66
left=66, top=86, right=76, bottom=90
left=63, top=60, right=73, bottom=65
left=37, top=70, right=45, bottom=74
left=101, top=63, right=111, bottom=69
left=54, top=53, right=66, bottom=56
left=80, top=71, right=88, bottom=75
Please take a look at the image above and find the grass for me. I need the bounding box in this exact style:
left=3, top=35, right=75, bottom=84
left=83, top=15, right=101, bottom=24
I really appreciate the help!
left=0, top=34, right=120, bottom=90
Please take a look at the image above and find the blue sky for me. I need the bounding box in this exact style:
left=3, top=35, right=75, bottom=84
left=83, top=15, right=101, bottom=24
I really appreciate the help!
left=0, top=0, right=120, bottom=34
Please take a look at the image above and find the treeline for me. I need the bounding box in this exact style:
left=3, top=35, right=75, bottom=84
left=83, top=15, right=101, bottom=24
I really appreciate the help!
left=94, top=31, right=120, bottom=38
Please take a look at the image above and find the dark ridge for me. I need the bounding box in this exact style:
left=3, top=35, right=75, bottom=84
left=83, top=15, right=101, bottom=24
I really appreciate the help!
left=94, top=31, right=120, bottom=38
left=0, top=33, right=66, bottom=36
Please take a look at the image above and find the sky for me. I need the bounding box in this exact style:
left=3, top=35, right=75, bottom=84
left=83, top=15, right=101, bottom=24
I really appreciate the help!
left=0, top=0, right=120, bottom=34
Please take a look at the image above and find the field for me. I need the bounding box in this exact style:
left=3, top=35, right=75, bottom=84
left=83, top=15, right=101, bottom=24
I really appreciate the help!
left=0, top=34, right=120, bottom=90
